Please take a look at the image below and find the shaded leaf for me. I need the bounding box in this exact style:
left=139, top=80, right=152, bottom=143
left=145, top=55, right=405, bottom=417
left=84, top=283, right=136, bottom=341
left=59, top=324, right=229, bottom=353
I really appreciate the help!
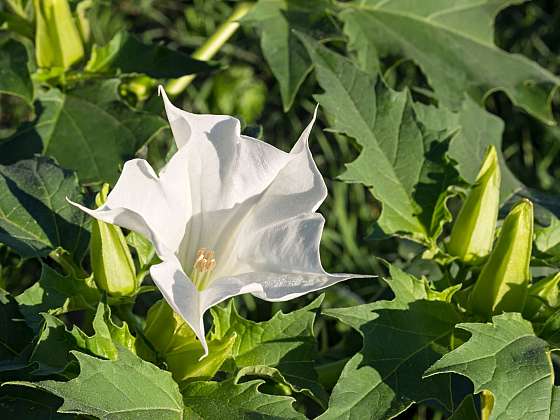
left=0, top=81, right=167, bottom=184
left=0, top=38, right=33, bottom=105
left=0, top=157, right=89, bottom=259
left=340, top=1, right=560, bottom=124
left=0, top=289, right=33, bottom=360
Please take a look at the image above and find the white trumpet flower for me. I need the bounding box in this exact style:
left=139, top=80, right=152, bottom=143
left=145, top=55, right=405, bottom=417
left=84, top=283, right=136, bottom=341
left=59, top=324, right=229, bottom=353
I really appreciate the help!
left=71, top=87, right=367, bottom=355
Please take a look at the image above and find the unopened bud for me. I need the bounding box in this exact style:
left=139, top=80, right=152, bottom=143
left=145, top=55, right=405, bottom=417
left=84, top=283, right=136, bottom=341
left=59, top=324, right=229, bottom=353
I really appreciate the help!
left=90, top=184, right=137, bottom=296
left=34, top=0, right=84, bottom=69
left=448, top=146, right=500, bottom=263
left=523, top=272, right=560, bottom=321
left=469, top=200, right=533, bottom=317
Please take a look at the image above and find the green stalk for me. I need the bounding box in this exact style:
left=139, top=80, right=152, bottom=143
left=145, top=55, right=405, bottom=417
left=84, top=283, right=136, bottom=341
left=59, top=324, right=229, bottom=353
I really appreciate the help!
left=166, top=2, right=254, bottom=96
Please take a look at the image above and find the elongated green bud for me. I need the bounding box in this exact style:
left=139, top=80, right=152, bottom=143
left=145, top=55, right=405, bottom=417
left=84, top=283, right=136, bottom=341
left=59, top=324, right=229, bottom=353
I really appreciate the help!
left=140, top=300, right=235, bottom=381
left=448, top=146, right=500, bottom=263
left=90, top=184, right=137, bottom=296
left=523, top=272, right=560, bottom=321
left=34, top=0, right=84, bottom=69
left=469, top=200, right=533, bottom=317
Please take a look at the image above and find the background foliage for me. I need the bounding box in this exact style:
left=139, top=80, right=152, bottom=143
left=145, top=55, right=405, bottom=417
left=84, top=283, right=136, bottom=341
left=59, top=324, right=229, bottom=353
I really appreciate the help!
left=0, top=0, right=559, bottom=419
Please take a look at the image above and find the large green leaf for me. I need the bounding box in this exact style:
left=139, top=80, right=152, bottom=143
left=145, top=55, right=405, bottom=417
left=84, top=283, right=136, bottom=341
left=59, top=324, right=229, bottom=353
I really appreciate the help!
left=426, top=313, right=558, bottom=420
left=0, top=38, right=33, bottom=105
left=85, top=31, right=215, bottom=78
left=0, top=157, right=89, bottom=259
left=212, top=296, right=326, bottom=403
left=182, top=376, right=305, bottom=419
left=15, top=265, right=99, bottom=332
left=319, top=265, right=463, bottom=419
left=243, top=0, right=331, bottom=111
left=31, top=349, right=184, bottom=419
left=340, top=0, right=560, bottom=124
left=299, top=34, right=459, bottom=245
left=0, top=80, right=167, bottom=184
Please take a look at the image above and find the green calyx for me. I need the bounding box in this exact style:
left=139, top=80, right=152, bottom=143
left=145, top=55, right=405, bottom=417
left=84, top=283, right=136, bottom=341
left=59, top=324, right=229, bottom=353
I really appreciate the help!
left=139, top=299, right=235, bottom=382
left=90, top=184, right=137, bottom=297
left=448, top=145, right=500, bottom=263
left=33, top=0, right=84, bottom=69
left=469, top=199, right=533, bottom=317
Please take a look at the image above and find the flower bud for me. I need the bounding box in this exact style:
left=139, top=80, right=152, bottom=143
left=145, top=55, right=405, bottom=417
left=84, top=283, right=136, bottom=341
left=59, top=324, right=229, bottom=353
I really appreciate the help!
left=140, top=299, right=235, bottom=381
left=34, top=0, right=84, bottom=69
left=448, top=145, right=500, bottom=263
left=469, top=200, right=533, bottom=317
left=523, top=272, right=560, bottom=321
left=90, top=184, right=137, bottom=296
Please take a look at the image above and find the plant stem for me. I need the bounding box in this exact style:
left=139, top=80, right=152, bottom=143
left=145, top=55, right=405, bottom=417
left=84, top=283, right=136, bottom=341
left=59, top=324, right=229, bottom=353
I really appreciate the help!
left=165, top=2, right=254, bottom=96
left=49, top=247, right=88, bottom=278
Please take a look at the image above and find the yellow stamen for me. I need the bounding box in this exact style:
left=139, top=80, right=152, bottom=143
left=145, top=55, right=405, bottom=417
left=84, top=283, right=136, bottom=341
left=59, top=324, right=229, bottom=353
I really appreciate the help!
left=191, top=248, right=216, bottom=290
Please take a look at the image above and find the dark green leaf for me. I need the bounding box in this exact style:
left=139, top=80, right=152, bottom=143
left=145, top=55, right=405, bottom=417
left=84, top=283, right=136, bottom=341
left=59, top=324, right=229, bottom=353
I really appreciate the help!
left=0, top=81, right=167, bottom=184
left=426, top=313, right=558, bottom=420
left=0, top=289, right=33, bottom=360
left=85, top=31, right=215, bottom=78
left=0, top=157, right=89, bottom=259
left=0, top=39, right=33, bottom=105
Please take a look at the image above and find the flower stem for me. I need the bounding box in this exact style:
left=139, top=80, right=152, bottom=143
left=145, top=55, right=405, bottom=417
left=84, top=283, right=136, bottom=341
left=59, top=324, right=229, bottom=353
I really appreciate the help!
left=165, top=2, right=254, bottom=96
left=49, top=247, right=88, bottom=278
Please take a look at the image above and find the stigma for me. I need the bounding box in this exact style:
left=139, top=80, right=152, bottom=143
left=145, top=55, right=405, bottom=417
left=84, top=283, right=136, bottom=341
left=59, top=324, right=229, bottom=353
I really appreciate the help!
left=191, top=248, right=216, bottom=290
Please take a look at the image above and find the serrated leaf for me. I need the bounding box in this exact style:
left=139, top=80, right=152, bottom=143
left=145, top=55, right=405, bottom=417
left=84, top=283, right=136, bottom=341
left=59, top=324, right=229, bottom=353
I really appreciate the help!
left=319, top=265, right=463, bottom=419
left=299, top=34, right=459, bottom=245
left=182, top=376, right=305, bottom=419
left=0, top=81, right=167, bottom=184
left=71, top=302, right=135, bottom=360
left=211, top=296, right=327, bottom=404
left=425, top=313, right=558, bottom=420
left=85, top=31, right=215, bottom=78
left=16, top=265, right=99, bottom=332
left=0, top=157, right=89, bottom=259
left=243, top=0, right=331, bottom=111
left=32, top=349, right=184, bottom=419
left=0, top=38, right=33, bottom=105
left=340, top=1, right=560, bottom=124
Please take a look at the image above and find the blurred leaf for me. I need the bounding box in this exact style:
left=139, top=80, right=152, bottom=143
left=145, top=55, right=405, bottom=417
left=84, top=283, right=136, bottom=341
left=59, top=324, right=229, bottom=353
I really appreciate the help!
left=182, top=376, right=305, bottom=419
left=0, top=81, right=167, bottom=184
left=29, top=348, right=184, bottom=419
left=426, top=313, right=558, bottom=420
left=0, top=289, right=33, bottom=360
left=0, top=38, right=33, bottom=105
left=340, top=1, right=560, bottom=124
left=212, top=296, right=327, bottom=405
left=299, top=35, right=459, bottom=246
left=319, top=265, right=463, bottom=419
left=0, top=157, right=89, bottom=259
left=244, top=0, right=330, bottom=111
left=15, top=265, right=99, bottom=332
left=71, top=302, right=135, bottom=360
left=0, top=385, right=71, bottom=419
left=85, top=31, right=215, bottom=78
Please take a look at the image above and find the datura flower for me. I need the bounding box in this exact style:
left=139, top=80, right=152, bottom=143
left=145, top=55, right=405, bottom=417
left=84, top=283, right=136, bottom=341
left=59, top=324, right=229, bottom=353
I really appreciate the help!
left=71, top=87, right=365, bottom=355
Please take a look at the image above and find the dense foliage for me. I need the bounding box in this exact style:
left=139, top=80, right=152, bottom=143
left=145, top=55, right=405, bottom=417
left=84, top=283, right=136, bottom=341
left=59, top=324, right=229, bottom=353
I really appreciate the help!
left=1, top=0, right=559, bottom=419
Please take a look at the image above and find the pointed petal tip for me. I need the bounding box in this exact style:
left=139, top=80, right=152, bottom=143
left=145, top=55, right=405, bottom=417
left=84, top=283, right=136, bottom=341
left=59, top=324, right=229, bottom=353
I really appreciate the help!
left=157, top=84, right=166, bottom=97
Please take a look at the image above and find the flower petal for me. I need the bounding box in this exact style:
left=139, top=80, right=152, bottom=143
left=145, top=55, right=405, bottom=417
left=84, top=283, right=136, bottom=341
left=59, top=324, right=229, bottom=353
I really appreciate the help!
left=203, top=214, right=370, bottom=309
left=150, top=255, right=208, bottom=356
left=69, top=154, right=191, bottom=256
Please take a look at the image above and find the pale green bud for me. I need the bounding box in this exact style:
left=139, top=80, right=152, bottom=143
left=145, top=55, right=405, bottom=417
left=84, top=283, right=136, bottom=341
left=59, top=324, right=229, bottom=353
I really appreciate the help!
left=469, top=199, right=533, bottom=317
left=523, top=272, right=560, bottom=321
left=448, top=145, right=500, bottom=263
left=34, top=0, right=84, bottom=69
left=140, top=299, right=235, bottom=381
left=90, top=184, right=137, bottom=296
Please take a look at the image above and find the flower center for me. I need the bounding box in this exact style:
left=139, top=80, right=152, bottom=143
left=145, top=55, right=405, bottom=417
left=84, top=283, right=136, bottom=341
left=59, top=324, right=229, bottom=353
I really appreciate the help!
left=190, top=248, right=216, bottom=290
